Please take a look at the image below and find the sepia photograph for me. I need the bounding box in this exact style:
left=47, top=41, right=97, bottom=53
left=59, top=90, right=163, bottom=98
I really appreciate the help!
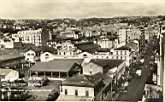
left=0, top=0, right=164, bottom=101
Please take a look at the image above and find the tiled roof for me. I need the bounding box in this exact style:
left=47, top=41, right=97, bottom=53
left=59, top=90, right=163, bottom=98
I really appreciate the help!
left=0, top=49, right=24, bottom=61
left=62, top=72, right=103, bottom=87
left=90, top=59, right=124, bottom=73
left=75, top=42, right=100, bottom=53
left=30, top=59, right=83, bottom=72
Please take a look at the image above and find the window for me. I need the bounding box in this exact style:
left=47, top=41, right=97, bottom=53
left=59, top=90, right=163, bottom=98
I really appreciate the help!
left=27, top=53, right=30, bottom=56
left=83, top=54, right=87, bottom=58
left=125, top=51, right=127, bottom=55
left=85, top=90, right=89, bottom=97
left=116, top=51, right=118, bottom=55
left=65, top=89, right=68, bottom=95
left=75, top=90, right=78, bottom=96
left=45, top=53, right=49, bottom=59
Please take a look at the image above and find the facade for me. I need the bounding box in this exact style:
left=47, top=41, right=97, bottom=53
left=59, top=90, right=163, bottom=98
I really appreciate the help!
left=57, top=40, right=77, bottom=56
left=40, top=52, right=55, bottom=62
left=81, top=59, right=126, bottom=79
left=12, top=29, right=42, bottom=46
left=46, top=40, right=57, bottom=48
left=24, top=50, right=36, bottom=63
left=117, top=28, right=127, bottom=46
left=0, top=68, right=19, bottom=81
left=112, top=46, right=131, bottom=66
left=58, top=73, right=104, bottom=101
left=127, top=27, right=141, bottom=41
left=82, top=58, right=103, bottom=75
left=95, top=36, right=118, bottom=49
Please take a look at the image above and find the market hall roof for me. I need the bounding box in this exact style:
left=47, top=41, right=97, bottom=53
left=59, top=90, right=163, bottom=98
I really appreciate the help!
left=30, top=59, right=83, bottom=72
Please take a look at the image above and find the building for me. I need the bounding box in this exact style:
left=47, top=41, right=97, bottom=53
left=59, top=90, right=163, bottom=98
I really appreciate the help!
left=127, top=27, right=141, bottom=41
left=29, top=59, right=83, bottom=80
left=40, top=52, right=56, bottom=62
left=0, top=49, right=25, bottom=68
left=75, top=42, right=100, bottom=54
left=0, top=68, right=19, bottom=81
left=57, top=27, right=80, bottom=40
left=117, top=28, right=127, bottom=47
left=112, top=46, right=131, bottom=66
left=95, top=36, right=118, bottom=49
left=57, top=40, right=77, bottom=56
left=0, top=38, right=14, bottom=48
left=12, top=29, right=42, bottom=46
left=81, top=59, right=126, bottom=79
left=24, top=50, right=36, bottom=63
left=57, top=73, right=104, bottom=101
left=46, top=40, right=57, bottom=48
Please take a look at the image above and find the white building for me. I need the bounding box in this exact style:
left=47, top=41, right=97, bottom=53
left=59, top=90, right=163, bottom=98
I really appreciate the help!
left=111, top=46, right=131, bottom=66
left=40, top=52, right=56, bottom=62
left=58, top=73, right=103, bottom=101
left=12, top=29, right=42, bottom=46
left=95, top=36, right=118, bottom=49
left=0, top=68, right=19, bottom=81
left=57, top=40, right=77, bottom=56
left=24, top=50, right=36, bottom=63
left=118, top=28, right=127, bottom=46
left=81, top=59, right=126, bottom=79
left=127, top=27, right=141, bottom=41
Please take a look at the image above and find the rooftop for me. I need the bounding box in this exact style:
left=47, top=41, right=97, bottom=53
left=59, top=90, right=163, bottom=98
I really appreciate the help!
left=0, top=49, right=24, bottom=62
left=30, top=59, right=83, bottom=72
left=0, top=68, right=15, bottom=76
left=75, top=42, right=100, bottom=53
left=114, top=46, right=131, bottom=51
left=62, top=72, right=103, bottom=87
left=90, top=59, right=124, bottom=73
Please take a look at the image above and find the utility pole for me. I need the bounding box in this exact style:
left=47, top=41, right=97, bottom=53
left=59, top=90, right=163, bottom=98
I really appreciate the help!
left=159, top=23, right=163, bottom=86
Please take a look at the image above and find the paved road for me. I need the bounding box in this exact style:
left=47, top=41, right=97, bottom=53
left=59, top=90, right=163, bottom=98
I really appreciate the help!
left=115, top=38, right=157, bottom=101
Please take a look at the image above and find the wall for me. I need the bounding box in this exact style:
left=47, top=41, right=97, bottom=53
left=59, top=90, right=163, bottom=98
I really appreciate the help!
left=40, top=52, right=55, bottom=62
left=24, top=50, right=36, bottom=62
left=112, top=50, right=130, bottom=66
left=4, top=70, right=19, bottom=81
left=82, top=62, right=103, bottom=75
left=61, top=85, right=94, bottom=98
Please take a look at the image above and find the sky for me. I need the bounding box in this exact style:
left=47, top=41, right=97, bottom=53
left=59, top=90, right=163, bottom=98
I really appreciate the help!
left=0, top=0, right=165, bottom=19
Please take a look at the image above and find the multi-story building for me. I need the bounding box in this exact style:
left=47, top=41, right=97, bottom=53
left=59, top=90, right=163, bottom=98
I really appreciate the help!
left=95, top=36, right=118, bottom=49
left=112, top=46, right=131, bottom=66
left=57, top=40, right=77, bottom=56
left=12, top=29, right=42, bottom=46
left=127, top=27, right=141, bottom=41
left=117, top=28, right=127, bottom=47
